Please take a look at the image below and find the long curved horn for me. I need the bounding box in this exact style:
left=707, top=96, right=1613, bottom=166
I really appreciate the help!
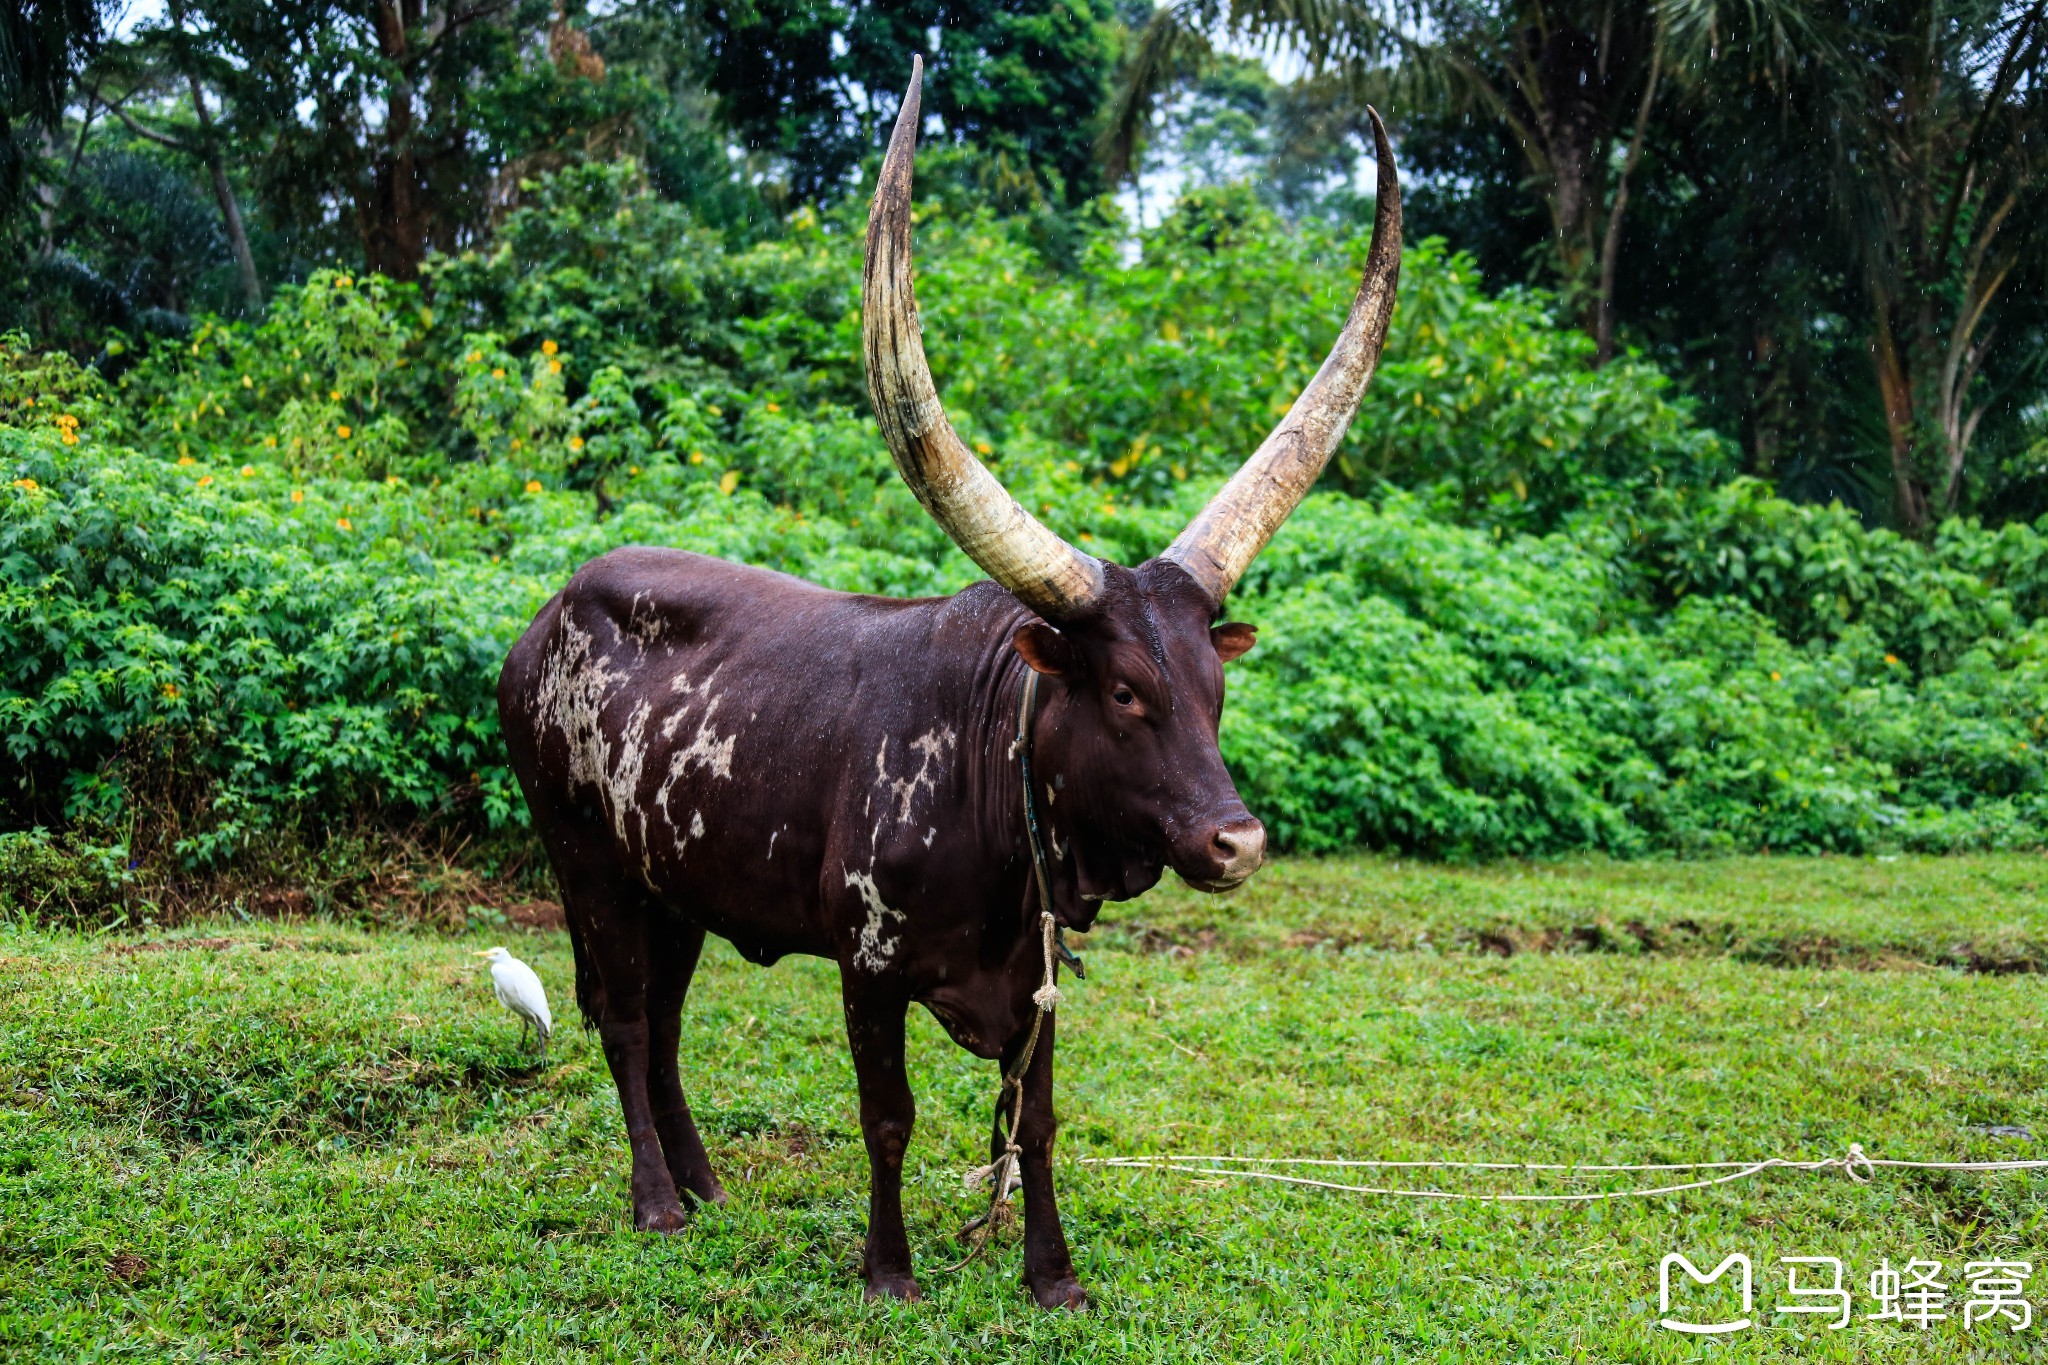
left=1162, top=109, right=1403, bottom=606
left=864, top=57, right=1105, bottom=621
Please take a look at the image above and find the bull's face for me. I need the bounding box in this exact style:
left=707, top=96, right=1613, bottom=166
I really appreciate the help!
left=1013, top=561, right=1265, bottom=901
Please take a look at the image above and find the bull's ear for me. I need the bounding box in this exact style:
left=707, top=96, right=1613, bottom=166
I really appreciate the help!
left=1013, top=622, right=1078, bottom=676
left=1211, top=623, right=1257, bottom=662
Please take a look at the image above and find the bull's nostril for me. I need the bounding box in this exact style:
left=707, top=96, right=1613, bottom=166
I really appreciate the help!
left=1212, top=819, right=1266, bottom=873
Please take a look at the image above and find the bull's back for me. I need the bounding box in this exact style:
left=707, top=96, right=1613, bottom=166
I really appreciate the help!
left=498, top=547, right=948, bottom=957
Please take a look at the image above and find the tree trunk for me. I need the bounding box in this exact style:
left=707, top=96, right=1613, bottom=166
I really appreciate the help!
left=185, top=74, right=261, bottom=312
left=1869, top=302, right=1927, bottom=533
left=1594, top=36, right=1661, bottom=366
left=363, top=0, right=427, bottom=280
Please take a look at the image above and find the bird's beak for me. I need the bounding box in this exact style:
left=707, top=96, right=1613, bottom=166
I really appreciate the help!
left=470, top=950, right=492, bottom=958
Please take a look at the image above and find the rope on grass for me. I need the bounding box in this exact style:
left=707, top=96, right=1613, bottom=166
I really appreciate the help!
left=1081, top=1143, right=2048, bottom=1203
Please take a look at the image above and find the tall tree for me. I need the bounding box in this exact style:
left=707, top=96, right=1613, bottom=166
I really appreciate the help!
left=1812, top=0, right=2047, bottom=530
left=697, top=0, right=1123, bottom=204
left=150, top=0, right=640, bottom=280
left=101, top=0, right=263, bottom=311
left=0, top=0, right=109, bottom=216
left=1107, top=0, right=1817, bottom=364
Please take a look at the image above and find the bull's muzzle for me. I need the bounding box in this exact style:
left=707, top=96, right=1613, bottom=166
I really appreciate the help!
left=1185, top=816, right=1266, bottom=892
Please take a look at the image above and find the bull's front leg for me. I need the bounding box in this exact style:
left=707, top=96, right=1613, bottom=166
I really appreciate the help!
left=841, top=980, right=920, bottom=1302
left=1001, top=1009, right=1087, bottom=1310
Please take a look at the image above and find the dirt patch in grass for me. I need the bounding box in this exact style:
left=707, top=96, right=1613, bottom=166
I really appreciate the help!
left=106, top=936, right=236, bottom=955
left=503, top=899, right=566, bottom=932
left=105, top=1252, right=148, bottom=1284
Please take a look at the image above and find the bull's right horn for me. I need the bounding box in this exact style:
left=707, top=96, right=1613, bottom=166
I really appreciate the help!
left=863, top=57, right=1105, bottom=622
left=1161, top=108, right=1403, bottom=607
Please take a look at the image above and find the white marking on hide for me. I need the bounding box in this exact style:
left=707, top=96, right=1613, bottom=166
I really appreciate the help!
left=923, top=827, right=936, bottom=847
left=767, top=830, right=778, bottom=860
left=652, top=666, right=736, bottom=860
left=626, top=591, right=665, bottom=648
left=844, top=868, right=906, bottom=972
left=536, top=613, right=658, bottom=875
left=873, top=725, right=958, bottom=827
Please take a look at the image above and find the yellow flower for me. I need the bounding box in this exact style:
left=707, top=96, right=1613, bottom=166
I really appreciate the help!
left=548, top=359, right=562, bottom=376
left=525, top=479, right=543, bottom=493
left=330, top=390, right=341, bottom=401
left=764, top=401, right=780, bottom=413
left=336, top=276, right=353, bottom=289
left=337, top=425, right=352, bottom=439
left=197, top=475, right=214, bottom=488
left=628, top=465, right=640, bottom=476
left=1770, top=670, right=1781, bottom=682
left=568, top=436, right=585, bottom=451
left=468, top=350, right=483, bottom=363
left=12, top=477, right=37, bottom=491
left=239, top=465, right=255, bottom=477
left=291, top=489, right=305, bottom=504
left=718, top=470, right=739, bottom=496
left=688, top=450, right=704, bottom=465
left=60, top=431, right=77, bottom=446
left=177, top=455, right=195, bottom=467
left=264, top=437, right=277, bottom=449
left=337, top=517, right=352, bottom=531
left=542, top=339, right=559, bottom=356
left=161, top=683, right=180, bottom=701
left=1884, top=653, right=1900, bottom=666
left=707, top=404, right=722, bottom=418
left=386, top=475, right=400, bottom=487
left=492, top=368, right=505, bottom=379
left=974, top=441, right=992, bottom=455
left=241, top=374, right=253, bottom=389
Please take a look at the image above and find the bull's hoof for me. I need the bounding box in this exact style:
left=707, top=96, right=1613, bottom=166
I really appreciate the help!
left=1028, top=1276, right=1090, bottom=1311
left=863, top=1272, right=922, bottom=1303
left=634, top=1200, right=690, bottom=1233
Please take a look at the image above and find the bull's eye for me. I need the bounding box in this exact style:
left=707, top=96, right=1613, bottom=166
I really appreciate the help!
left=1112, top=685, right=1136, bottom=707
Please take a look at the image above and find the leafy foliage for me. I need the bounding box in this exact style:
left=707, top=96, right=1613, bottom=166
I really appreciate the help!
left=3, top=166, right=2046, bottom=866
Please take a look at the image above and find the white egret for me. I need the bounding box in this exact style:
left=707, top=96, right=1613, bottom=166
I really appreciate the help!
left=473, top=946, right=553, bottom=1055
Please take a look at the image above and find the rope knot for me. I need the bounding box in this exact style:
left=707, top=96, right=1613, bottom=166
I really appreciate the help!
left=1844, top=1142, right=1875, bottom=1183
left=1033, top=982, right=1062, bottom=1011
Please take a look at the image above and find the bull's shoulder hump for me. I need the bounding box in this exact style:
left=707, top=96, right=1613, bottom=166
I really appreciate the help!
left=562, top=547, right=843, bottom=611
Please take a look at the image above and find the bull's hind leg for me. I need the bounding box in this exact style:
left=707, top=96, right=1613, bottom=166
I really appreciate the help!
left=841, top=980, right=920, bottom=1301
left=647, top=924, right=727, bottom=1206
left=553, top=845, right=691, bottom=1234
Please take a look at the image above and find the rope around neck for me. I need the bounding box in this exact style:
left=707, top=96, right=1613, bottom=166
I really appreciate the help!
left=1083, top=1143, right=2048, bottom=1203
left=941, top=669, right=1068, bottom=1268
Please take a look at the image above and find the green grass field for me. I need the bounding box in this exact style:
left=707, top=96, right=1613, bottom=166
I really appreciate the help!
left=5, top=854, right=2048, bottom=1360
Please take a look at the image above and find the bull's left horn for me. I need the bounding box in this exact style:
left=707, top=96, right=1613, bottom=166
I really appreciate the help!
left=863, top=56, right=1105, bottom=623
left=1161, top=108, right=1403, bottom=606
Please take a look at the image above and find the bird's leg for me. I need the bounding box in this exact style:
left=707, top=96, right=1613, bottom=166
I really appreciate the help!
left=519, top=1018, right=531, bottom=1053
left=842, top=979, right=918, bottom=1302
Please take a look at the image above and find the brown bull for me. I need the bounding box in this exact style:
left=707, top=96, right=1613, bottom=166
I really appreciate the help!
left=498, top=59, right=1401, bottom=1308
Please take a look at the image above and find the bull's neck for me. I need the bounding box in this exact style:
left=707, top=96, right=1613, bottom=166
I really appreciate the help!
left=932, top=593, right=1079, bottom=936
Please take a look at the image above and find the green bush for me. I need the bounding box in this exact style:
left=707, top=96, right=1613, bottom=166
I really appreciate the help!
left=4, top=170, right=2046, bottom=869
left=0, top=827, right=131, bottom=925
